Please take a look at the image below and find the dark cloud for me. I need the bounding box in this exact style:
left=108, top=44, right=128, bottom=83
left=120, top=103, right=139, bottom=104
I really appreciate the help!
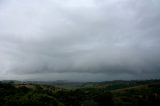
left=0, top=0, right=160, bottom=81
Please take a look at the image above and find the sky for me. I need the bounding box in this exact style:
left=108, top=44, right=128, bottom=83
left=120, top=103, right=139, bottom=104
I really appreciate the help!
left=0, top=0, right=160, bottom=81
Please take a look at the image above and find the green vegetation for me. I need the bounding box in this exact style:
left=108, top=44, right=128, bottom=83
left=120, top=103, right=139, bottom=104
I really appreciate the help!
left=0, top=80, right=160, bottom=106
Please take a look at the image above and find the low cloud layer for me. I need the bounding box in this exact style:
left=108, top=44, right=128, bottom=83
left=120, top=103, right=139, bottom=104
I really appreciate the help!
left=0, top=0, right=160, bottom=81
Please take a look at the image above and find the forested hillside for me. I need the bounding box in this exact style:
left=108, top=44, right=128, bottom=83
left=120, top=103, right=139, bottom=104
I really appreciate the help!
left=0, top=80, right=160, bottom=106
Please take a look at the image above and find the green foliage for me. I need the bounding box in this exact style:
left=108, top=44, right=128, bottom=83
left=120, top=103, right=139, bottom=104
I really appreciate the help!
left=94, top=92, right=114, bottom=106
left=0, top=80, right=160, bottom=106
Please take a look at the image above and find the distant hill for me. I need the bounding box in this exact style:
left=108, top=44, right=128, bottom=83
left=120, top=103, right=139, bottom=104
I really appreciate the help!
left=0, top=80, right=160, bottom=106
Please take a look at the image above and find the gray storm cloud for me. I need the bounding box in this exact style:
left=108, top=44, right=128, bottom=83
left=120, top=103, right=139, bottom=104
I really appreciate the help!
left=0, top=0, right=160, bottom=81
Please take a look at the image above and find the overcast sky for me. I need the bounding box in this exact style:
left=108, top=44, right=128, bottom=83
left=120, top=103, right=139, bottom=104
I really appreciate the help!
left=0, top=0, right=160, bottom=81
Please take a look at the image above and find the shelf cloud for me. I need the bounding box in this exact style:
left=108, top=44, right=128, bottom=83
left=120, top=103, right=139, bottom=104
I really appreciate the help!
left=0, top=0, right=160, bottom=81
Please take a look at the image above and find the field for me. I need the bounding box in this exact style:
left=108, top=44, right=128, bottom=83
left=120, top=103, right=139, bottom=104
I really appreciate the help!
left=0, top=80, right=160, bottom=106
